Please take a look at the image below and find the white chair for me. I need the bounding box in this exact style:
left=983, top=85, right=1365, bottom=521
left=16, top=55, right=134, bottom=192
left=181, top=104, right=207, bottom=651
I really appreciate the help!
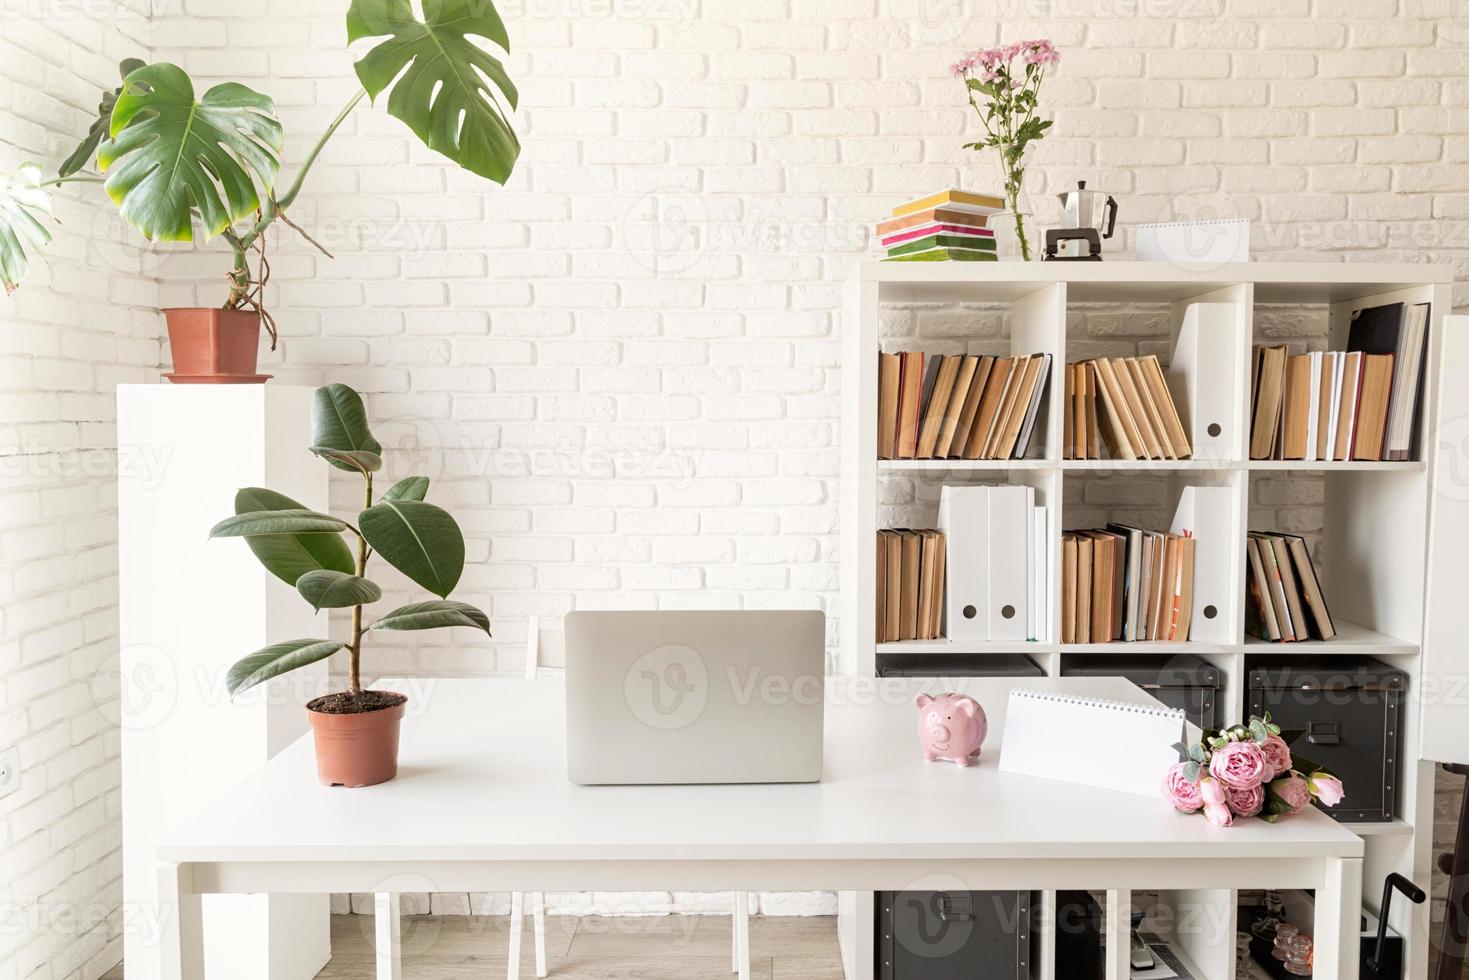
left=506, top=616, right=751, bottom=980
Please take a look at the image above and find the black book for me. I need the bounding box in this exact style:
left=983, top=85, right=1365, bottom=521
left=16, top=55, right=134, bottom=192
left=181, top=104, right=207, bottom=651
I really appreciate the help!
left=1347, top=301, right=1431, bottom=460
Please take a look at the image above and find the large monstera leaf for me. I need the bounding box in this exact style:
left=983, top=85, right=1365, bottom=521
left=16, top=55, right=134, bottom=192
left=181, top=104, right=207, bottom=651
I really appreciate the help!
left=58, top=57, right=146, bottom=178
left=98, top=62, right=283, bottom=242
left=0, top=164, right=53, bottom=294
left=346, top=0, right=520, bottom=184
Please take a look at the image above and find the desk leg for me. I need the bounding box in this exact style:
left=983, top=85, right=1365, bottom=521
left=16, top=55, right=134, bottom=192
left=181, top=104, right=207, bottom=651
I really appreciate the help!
left=157, top=861, right=204, bottom=980
left=375, top=893, right=402, bottom=980
left=1314, top=856, right=1363, bottom=980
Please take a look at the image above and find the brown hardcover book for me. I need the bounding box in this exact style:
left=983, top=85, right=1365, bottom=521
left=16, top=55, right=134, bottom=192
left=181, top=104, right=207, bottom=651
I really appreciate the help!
left=1156, top=534, right=1178, bottom=641
left=1245, top=536, right=1281, bottom=641
left=1085, top=363, right=1102, bottom=459
left=877, top=352, right=901, bottom=459
left=1075, top=535, right=1093, bottom=644
left=1251, top=533, right=1295, bottom=641
left=964, top=357, right=1014, bottom=459
left=948, top=355, right=994, bottom=458
left=1316, top=353, right=1335, bottom=461
left=1114, top=358, right=1166, bottom=459
left=876, top=530, right=887, bottom=639
left=1284, top=535, right=1335, bottom=640
left=875, top=206, right=992, bottom=238
left=1352, top=353, right=1395, bottom=461
left=1250, top=346, right=1288, bottom=459
left=994, top=355, right=1044, bottom=460
left=1270, top=535, right=1308, bottom=643
left=1063, top=362, right=1076, bottom=460
left=1088, top=532, right=1115, bottom=642
left=896, top=351, right=925, bottom=459
left=1333, top=351, right=1362, bottom=462
left=1174, top=536, right=1195, bottom=642
left=1127, top=357, right=1174, bottom=460
left=1137, top=532, right=1158, bottom=640
left=934, top=355, right=980, bottom=458
left=1139, top=355, right=1192, bottom=459
left=981, top=354, right=1030, bottom=459
left=1281, top=353, right=1312, bottom=460
left=898, top=530, right=921, bottom=640
left=1061, top=534, right=1078, bottom=644
left=916, top=355, right=962, bottom=458
left=928, top=530, right=947, bottom=639
left=916, top=530, right=941, bottom=640
left=884, top=530, right=902, bottom=643
left=1091, top=358, right=1140, bottom=460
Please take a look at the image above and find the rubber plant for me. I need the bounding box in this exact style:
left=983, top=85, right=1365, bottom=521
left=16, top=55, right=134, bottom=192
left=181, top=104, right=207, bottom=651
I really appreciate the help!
left=208, top=383, right=489, bottom=786
left=0, top=0, right=519, bottom=374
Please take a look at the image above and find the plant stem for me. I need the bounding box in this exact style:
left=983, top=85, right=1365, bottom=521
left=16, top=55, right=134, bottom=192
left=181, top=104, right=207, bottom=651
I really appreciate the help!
left=275, top=89, right=366, bottom=212
left=348, top=473, right=373, bottom=697
left=39, top=174, right=104, bottom=188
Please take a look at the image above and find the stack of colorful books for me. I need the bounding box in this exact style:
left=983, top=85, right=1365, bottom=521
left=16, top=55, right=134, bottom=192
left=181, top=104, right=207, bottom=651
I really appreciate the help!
left=877, top=189, right=1003, bottom=261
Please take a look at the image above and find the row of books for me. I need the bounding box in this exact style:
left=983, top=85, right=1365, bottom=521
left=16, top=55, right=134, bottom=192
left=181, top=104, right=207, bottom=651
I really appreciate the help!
left=1248, top=301, right=1430, bottom=462
left=876, top=529, right=946, bottom=641
left=875, top=189, right=1002, bottom=262
left=1245, top=532, right=1336, bottom=642
left=1063, top=356, right=1192, bottom=461
left=877, top=351, right=1052, bottom=460
left=1061, top=525, right=1196, bottom=644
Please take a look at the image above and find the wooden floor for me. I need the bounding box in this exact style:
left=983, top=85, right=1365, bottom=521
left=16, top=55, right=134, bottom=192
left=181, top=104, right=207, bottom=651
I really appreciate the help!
left=101, top=914, right=845, bottom=979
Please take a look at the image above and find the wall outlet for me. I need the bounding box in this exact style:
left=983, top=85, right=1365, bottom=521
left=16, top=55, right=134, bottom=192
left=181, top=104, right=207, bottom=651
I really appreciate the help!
left=0, top=747, right=19, bottom=799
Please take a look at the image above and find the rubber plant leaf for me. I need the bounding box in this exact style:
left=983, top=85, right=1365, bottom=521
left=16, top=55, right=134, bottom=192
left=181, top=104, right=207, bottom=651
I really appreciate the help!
left=346, top=0, right=521, bottom=184
left=358, top=499, right=465, bottom=598
left=0, top=164, right=53, bottom=294
left=370, top=599, right=489, bottom=634
left=309, top=447, right=383, bottom=475
left=296, top=570, right=383, bottom=612
left=98, top=62, right=283, bottom=242
left=311, top=383, right=382, bottom=473
left=209, top=509, right=349, bottom=537
left=232, top=487, right=355, bottom=585
left=57, top=57, right=146, bottom=178
left=226, top=638, right=343, bottom=696
left=383, top=476, right=430, bottom=501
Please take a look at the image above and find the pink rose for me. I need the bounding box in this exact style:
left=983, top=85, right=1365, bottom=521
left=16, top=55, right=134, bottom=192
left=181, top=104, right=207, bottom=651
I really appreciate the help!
left=1203, top=802, right=1234, bottom=827
left=1198, top=774, right=1226, bottom=806
left=1310, top=773, right=1345, bottom=807
left=1260, top=734, right=1293, bottom=779
left=1161, top=762, right=1204, bottom=813
left=1270, top=774, right=1311, bottom=815
left=1208, top=740, right=1268, bottom=790
left=1227, top=784, right=1264, bottom=818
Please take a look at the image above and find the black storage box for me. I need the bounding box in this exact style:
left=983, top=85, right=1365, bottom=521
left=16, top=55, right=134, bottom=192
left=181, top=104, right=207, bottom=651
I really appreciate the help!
left=1247, top=656, right=1405, bottom=823
left=1061, top=654, right=1222, bottom=730
left=876, top=653, right=1044, bottom=678
left=1053, top=890, right=1104, bottom=980
left=875, top=891, right=1033, bottom=979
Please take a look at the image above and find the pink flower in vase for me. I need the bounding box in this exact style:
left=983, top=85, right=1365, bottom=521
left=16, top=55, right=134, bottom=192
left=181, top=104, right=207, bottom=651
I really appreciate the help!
left=1161, top=762, right=1204, bottom=813
left=1310, top=773, right=1345, bottom=806
left=1203, top=802, right=1234, bottom=827
left=1227, top=784, right=1265, bottom=818
left=1198, top=774, right=1227, bottom=806
left=1208, top=739, right=1268, bottom=789
left=1270, top=774, right=1311, bottom=815
left=1260, top=734, right=1293, bottom=779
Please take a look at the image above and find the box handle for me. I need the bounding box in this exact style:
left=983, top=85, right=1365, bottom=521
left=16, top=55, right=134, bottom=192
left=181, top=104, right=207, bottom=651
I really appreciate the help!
left=1307, top=720, right=1341, bottom=745
left=936, top=895, right=973, bottom=922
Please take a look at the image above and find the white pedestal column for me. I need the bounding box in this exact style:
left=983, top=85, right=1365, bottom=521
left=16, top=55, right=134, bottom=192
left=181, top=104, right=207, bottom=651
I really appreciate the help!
left=119, top=385, right=331, bottom=979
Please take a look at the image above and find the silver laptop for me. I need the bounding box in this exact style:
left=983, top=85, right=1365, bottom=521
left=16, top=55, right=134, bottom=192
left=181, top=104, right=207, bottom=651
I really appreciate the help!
left=565, top=610, right=825, bottom=785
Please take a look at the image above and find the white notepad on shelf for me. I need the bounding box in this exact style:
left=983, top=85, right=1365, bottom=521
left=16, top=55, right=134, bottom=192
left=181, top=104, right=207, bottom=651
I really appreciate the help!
left=999, top=689, right=1186, bottom=798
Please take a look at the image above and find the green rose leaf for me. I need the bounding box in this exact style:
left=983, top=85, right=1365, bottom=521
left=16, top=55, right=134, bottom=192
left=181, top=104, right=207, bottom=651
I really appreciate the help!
left=0, top=164, right=54, bottom=295
left=359, top=499, right=465, bottom=598
left=311, top=383, right=381, bottom=473
left=295, top=570, right=382, bottom=612
left=226, top=638, right=343, bottom=696
left=383, top=476, right=430, bottom=501
left=231, top=487, right=355, bottom=585
left=99, top=62, right=283, bottom=242
left=370, top=599, right=489, bottom=634
left=346, top=0, right=521, bottom=184
left=1182, top=761, right=1201, bottom=783
left=210, top=508, right=349, bottom=537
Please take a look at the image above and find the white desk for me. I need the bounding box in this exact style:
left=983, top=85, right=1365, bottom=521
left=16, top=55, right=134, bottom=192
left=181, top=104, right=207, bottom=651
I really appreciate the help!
left=156, top=676, right=1363, bottom=979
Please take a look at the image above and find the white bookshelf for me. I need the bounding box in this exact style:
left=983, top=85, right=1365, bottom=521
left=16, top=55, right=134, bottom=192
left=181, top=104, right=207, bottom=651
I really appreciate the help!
left=838, top=261, right=1461, bottom=980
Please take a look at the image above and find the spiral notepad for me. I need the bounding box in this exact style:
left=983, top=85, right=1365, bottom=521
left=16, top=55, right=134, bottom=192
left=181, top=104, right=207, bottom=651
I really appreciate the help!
left=998, top=688, right=1186, bottom=798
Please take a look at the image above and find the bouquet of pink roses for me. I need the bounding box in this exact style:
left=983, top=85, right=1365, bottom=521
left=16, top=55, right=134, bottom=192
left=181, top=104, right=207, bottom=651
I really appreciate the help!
left=1161, top=714, right=1344, bottom=827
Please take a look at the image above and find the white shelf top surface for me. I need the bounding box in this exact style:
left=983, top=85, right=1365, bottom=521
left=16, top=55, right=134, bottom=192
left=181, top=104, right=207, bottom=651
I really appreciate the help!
left=859, top=259, right=1452, bottom=304
left=160, top=676, right=1361, bottom=865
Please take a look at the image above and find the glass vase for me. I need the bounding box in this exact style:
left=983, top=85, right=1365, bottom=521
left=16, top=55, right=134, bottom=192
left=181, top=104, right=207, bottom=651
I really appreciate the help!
left=990, top=211, right=1037, bottom=262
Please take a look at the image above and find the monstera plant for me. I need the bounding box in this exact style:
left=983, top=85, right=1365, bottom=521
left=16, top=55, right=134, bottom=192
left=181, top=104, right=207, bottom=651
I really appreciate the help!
left=209, top=383, right=490, bottom=787
left=0, top=0, right=519, bottom=382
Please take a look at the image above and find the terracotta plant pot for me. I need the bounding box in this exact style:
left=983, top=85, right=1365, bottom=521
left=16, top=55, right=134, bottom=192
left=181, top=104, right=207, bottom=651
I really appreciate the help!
left=163, top=307, right=270, bottom=384
left=306, top=693, right=407, bottom=788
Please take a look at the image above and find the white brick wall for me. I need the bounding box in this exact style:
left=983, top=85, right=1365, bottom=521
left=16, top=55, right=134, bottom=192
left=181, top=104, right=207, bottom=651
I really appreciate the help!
left=7, top=0, right=1469, bottom=969
left=0, top=6, right=162, bottom=979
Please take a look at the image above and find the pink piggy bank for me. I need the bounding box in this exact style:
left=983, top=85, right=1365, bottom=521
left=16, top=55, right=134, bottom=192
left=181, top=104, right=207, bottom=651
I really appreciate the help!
left=915, top=692, right=987, bottom=767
